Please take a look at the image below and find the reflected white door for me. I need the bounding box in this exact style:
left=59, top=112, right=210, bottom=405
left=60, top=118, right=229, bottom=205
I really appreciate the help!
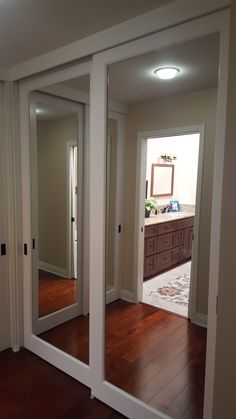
left=70, top=145, right=78, bottom=279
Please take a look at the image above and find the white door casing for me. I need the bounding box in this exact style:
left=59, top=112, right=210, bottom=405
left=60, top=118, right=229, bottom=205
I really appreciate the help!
left=134, top=125, right=205, bottom=326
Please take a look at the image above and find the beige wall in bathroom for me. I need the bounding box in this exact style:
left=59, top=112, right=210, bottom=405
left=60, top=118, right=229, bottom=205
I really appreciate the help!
left=122, top=87, right=217, bottom=316
left=37, top=116, right=77, bottom=271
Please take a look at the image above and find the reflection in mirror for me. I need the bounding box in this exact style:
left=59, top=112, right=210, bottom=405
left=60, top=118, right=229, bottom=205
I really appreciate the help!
left=106, top=118, right=119, bottom=297
left=105, top=33, right=220, bottom=417
left=30, top=74, right=90, bottom=364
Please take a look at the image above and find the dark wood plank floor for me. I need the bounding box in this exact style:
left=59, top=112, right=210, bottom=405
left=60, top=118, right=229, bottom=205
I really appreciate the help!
left=40, top=314, right=89, bottom=364
left=38, top=270, right=77, bottom=317
left=40, top=300, right=206, bottom=418
left=0, top=349, right=125, bottom=419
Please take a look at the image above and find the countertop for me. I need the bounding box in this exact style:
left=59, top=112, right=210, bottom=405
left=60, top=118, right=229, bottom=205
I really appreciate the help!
left=144, top=211, right=195, bottom=226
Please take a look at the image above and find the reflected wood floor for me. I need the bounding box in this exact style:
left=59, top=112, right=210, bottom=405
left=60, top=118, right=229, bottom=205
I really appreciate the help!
left=0, top=349, right=125, bottom=419
left=38, top=270, right=77, bottom=317
left=40, top=300, right=206, bottom=419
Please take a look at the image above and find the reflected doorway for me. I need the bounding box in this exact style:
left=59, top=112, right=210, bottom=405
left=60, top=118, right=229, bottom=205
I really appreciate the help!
left=142, top=132, right=200, bottom=318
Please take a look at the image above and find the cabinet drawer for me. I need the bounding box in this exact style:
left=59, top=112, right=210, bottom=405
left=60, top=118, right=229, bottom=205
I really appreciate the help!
left=174, top=229, right=184, bottom=246
left=145, top=224, right=157, bottom=238
left=156, top=233, right=174, bottom=253
left=145, top=236, right=156, bottom=256
left=156, top=250, right=172, bottom=272
left=157, top=221, right=176, bottom=235
left=144, top=255, right=156, bottom=277
left=176, top=216, right=194, bottom=230
left=173, top=246, right=184, bottom=263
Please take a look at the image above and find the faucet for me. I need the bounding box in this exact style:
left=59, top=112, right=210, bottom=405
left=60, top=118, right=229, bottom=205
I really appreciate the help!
left=161, top=205, right=170, bottom=213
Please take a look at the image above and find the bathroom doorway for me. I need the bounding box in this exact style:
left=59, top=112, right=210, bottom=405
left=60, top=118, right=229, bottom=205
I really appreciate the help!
left=142, top=132, right=200, bottom=317
left=135, top=125, right=205, bottom=322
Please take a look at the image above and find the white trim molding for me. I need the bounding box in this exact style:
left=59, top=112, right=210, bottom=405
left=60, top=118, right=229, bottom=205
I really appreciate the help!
left=120, top=289, right=135, bottom=303
left=38, top=261, right=67, bottom=279
left=193, top=313, right=208, bottom=328
left=133, top=124, right=205, bottom=327
left=3, top=82, right=23, bottom=351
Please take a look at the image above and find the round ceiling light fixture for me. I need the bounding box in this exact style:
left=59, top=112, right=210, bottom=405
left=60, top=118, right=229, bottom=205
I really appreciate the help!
left=154, top=67, right=180, bottom=80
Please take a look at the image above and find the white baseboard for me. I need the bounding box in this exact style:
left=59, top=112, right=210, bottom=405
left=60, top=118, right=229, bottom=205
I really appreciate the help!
left=106, top=287, right=120, bottom=304
left=192, top=312, right=208, bottom=328
left=12, top=345, right=20, bottom=353
left=38, top=261, right=67, bottom=278
left=120, top=289, right=134, bottom=303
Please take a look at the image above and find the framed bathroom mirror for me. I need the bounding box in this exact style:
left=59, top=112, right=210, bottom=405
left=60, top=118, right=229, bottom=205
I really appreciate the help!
left=150, top=163, right=174, bottom=197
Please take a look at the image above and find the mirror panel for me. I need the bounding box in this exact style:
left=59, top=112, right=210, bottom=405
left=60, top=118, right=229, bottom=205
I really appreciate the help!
left=36, top=102, right=78, bottom=318
left=151, top=163, right=174, bottom=197
left=105, top=33, right=220, bottom=416
left=106, top=118, right=118, bottom=296
left=30, top=74, right=90, bottom=364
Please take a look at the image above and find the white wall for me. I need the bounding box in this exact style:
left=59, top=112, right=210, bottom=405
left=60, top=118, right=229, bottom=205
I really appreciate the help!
left=146, top=134, right=200, bottom=206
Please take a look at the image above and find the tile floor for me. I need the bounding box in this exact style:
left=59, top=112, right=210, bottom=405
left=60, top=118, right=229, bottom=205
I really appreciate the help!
left=142, top=261, right=191, bottom=317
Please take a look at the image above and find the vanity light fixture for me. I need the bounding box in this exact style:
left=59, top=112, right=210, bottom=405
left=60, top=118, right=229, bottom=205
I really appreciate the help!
left=36, top=108, right=42, bottom=114
left=154, top=67, right=180, bottom=80
left=160, top=154, right=177, bottom=162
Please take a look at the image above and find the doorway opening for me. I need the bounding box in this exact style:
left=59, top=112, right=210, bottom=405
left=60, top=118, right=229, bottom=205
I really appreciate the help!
left=142, top=132, right=200, bottom=318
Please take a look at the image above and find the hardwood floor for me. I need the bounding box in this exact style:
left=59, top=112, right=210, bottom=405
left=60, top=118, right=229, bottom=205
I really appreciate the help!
left=40, top=314, right=89, bottom=364
left=38, top=270, right=77, bottom=317
left=0, top=349, right=125, bottom=419
left=40, top=300, right=206, bottom=418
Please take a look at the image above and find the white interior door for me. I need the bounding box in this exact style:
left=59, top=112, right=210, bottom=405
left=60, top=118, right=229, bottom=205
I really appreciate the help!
left=71, top=145, right=78, bottom=279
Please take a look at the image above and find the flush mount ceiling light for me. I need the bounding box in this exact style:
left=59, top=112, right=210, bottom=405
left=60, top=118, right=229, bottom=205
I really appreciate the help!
left=154, top=67, right=180, bottom=80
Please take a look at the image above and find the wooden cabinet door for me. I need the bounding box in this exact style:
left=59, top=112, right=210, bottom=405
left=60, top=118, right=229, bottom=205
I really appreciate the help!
left=144, top=255, right=156, bottom=278
left=173, top=246, right=184, bottom=264
left=184, top=227, right=193, bottom=258
left=187, top=227, right=194, bottom=258
left=145, top=236, right=156, bottom=256
left=156, top=232, right=174, bottom=253
left=155, top=250, right=173, bottom=273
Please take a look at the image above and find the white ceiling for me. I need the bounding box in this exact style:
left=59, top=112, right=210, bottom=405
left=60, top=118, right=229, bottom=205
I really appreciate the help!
left=36, top=102, right=76, bottom=122
left=62, top=33, right=219, bottom=103
left=0, top=0, right=172, bottom=68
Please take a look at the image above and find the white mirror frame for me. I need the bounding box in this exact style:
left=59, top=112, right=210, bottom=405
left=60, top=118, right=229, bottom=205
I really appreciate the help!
left=89, top=9, right=230, bottom=419
left=20, top=61, right=92, bottom=387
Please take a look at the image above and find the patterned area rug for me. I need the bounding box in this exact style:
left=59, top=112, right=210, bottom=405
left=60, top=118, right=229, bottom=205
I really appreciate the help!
left=151, top=271, right=189, bottom=306
left=143, top=262, right=191, bottom=317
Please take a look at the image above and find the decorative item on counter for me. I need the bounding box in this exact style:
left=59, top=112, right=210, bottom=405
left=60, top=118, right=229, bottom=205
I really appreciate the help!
left=160, top=153, right=177, bottom=163
left=145, top=198, right=157, bottom=218
left=169, top=200, right=180, bottom=212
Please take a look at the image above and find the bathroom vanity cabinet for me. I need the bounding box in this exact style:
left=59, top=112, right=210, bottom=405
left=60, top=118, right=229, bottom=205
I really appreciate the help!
left=144, top=215, right=194, bottom=279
